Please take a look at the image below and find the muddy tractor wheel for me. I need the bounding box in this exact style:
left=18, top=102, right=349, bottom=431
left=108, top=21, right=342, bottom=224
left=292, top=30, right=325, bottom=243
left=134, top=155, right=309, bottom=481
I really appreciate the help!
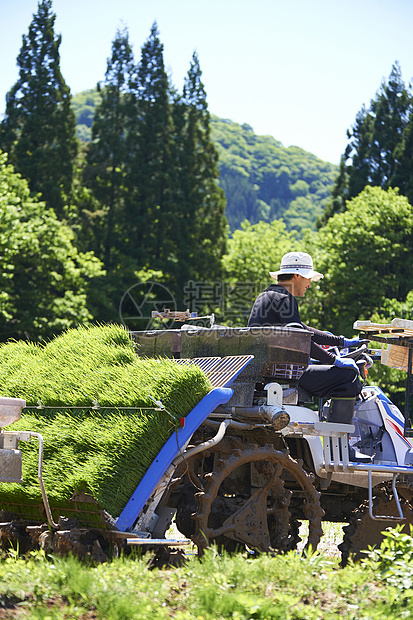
left=192, top=443, right=324, bottom=555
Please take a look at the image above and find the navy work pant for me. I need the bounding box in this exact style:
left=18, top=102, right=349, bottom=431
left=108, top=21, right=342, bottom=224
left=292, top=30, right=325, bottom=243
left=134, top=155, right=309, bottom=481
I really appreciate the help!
left=297, top=365, right=362, bottom=399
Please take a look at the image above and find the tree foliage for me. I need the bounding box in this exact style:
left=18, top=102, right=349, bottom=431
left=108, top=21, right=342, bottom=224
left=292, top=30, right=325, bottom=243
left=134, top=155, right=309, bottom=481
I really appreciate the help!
left=123, top=22, right=175, bottom=274
left=307, top=186, right=413, bottom=335
left=0, top=152, right=103, bottom=341
left=84, top=27, right=135, bottom=271
left=3, top=0, right=413, bottom=378
left=77, top=24, right=228, bottom=318
left=72, top=97, right=337, bottom=236
left=71, top=88, right=101, bottom=142
left=172, top=52, right=227, bottom=293
left=0, top=0, right=78, bottom=217
left=211, top=118, right=337, bottom=233
left=223, top=219, right=298, bottom=284
left=319, top=63, right=413, bottom=225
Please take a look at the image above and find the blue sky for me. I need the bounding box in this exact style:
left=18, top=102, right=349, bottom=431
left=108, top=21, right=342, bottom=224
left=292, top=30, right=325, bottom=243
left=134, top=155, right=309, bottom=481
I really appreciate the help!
left=1, top=0, right=413, bottom=164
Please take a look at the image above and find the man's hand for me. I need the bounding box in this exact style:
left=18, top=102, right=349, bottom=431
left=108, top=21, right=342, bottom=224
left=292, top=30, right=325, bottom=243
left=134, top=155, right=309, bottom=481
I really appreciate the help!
left=334, top=357, right=358, bottom=370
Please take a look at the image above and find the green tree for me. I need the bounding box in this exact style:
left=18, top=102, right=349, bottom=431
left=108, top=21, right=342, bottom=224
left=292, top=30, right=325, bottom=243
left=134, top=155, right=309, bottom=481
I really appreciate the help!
left=71, top=92, right=338, bottom=235
left=0, top=0, right=78, bottom=217
left=223, top=219, right=298, bottom=283
left=218, top=168, right=269, bottom=228
left=307, top=186, right=413, bottom=335
left=71, top=88, right=101, bottom=142
left=320, top=106, right=375, bottom=225
left=0, top=152, right=103, bottom=341
left=84, top=27, right=135, bottom=271
left=124, top=22, right=174, bottom=275
left=321, top=63, right=412, bottom=224
left=370, top=62, right=411, bottom=187
left=220, top=219, right=299, bottom=324
left=348, top=106, right=376, bottom=196
left=173, top=52, right=227, bottom=297
left=211, top=118, right=337, bottom=233
left=317, top=147, right=352, bottom=226
left=392, top=105, right=413, bottom=206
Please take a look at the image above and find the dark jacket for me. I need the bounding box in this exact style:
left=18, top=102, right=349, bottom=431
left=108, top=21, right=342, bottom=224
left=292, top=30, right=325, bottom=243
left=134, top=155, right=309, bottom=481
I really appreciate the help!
left=247, top=284, right=343, bottom=364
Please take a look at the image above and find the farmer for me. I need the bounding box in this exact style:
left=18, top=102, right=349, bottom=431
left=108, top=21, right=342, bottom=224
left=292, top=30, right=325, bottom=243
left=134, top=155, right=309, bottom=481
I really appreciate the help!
left=248, top=251, right=363, bottom=402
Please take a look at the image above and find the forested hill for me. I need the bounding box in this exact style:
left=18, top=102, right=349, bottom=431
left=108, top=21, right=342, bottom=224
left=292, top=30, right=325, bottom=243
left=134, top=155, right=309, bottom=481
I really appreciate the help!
left=72, top=89, right=337, bottom=233
left=210, top=117, right=337, bottom=231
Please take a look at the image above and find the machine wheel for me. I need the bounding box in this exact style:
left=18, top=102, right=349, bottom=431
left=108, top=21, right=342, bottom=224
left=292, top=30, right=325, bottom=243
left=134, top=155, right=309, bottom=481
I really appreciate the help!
left=339, top=486, right=413, bottom=564
left=192, top=444, right=324, bottom=554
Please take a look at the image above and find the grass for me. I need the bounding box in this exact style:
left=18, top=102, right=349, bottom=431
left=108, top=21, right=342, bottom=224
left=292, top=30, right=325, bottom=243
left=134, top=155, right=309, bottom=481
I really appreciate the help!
left=0, top=324, right=212, bottom=524
left=0, top=536, right=410, bottom=619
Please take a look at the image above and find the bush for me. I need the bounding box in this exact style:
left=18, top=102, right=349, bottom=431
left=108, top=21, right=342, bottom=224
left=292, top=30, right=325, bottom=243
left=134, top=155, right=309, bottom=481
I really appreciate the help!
left=363, top=524, right=413, bottom=591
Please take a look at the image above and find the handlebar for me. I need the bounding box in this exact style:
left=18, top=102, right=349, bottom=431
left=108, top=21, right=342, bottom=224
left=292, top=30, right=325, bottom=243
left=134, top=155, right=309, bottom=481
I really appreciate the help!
left=340, top=342, right=374, bottom=381
left=340, top=342, right=369, bottom=360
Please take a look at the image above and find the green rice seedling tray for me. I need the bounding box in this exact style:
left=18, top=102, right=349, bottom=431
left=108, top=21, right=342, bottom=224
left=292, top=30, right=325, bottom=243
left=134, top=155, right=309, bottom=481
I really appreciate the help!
left=0, top=325, right=211, bottom=526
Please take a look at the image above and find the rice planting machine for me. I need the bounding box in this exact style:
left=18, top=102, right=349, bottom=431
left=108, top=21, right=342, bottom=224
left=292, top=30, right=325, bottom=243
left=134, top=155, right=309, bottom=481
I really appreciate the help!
left=2, top=317, right=413, bottom=563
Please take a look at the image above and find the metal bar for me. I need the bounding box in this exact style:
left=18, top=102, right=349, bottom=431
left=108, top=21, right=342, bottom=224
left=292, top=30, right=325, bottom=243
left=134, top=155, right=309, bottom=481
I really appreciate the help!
left=323, top=437, right=332, bottom=471
left=204, top=418, right=255, bottom=430
left=341, top=435, right=350, bottom=470
left=359, top=333, right=413, bottom=348
left=392, top=472, right=404, bottom=518
left=368, top=471, right=404, bottom=522
left=329, top=462, right=413, bottom=474
left=125, top=538, right=191, bottom=546
left=405, top=347, right=413, bottom=434
left=321, top=433, right=351, bottom=472
left=332, top=436, right=341, bottom=467
left=24, top=406, right=164, bottom=411
left=29, top=433, right=59, bottom=529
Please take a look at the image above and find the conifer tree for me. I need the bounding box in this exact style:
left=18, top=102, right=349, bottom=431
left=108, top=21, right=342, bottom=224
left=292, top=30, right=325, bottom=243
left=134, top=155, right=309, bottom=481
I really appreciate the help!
left=175, top=52, right=227, bottom=289
left=369, top=62, right=411, bottom=187
left=0, top=0, right=77, bottom=217
left=84, top=27, right=135, bottom=271
left=124, top=22, right=175, bottom=273
left=320, top=63, right=413, bottom=226
left=392, top=108, right=413, bottom=205
left=346, top=106, right=375, bottom=198
left=317, top=147, right=351, bottom=227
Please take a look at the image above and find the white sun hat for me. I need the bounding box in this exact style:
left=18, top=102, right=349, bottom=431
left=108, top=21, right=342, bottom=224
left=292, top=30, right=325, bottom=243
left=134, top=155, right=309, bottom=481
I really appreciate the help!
left=269, top=252, right=324, bottom=282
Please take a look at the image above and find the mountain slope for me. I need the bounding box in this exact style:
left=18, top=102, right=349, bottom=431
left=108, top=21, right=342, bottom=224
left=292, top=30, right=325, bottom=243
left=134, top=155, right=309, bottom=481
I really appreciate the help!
left=72, top=90, right=337, bottom=233
left=211, top=117, right=337, bottom=232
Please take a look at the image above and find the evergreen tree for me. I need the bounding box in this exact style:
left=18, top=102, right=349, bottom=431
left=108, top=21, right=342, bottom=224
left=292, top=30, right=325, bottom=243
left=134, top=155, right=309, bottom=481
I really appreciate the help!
left=84, top=27, right=135, bottom=271
left=346, top=105, right=375, bottom=198
left=392, top=108, right=413, bottom=205
left=0, top=0, right=77, bottom=217
left=317, top=146, right=351, bottom=226
left=176, top=52, right=227, bottom=289
left=319, top=106, right=374, bottom=226
left=320, top=63, right=413, bottom=226
left=124, top=22, right=175, bottom=274
left=369, top=62, right=411, bottom=187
